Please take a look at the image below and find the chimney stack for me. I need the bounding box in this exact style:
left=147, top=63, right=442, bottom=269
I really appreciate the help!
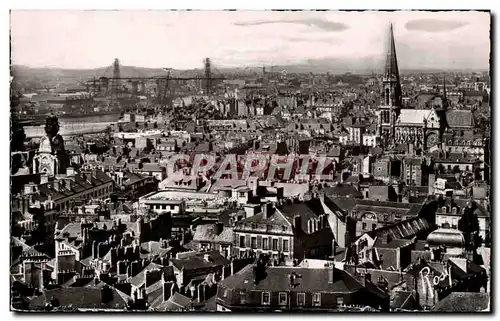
left=66, top=167, right=75, bottom=177
left=365, top=272, right=372, bottom=286
left=214, top=222, right=224, bottom=235
left=53, top=180, right=60, bottom=192
left=101, top=285, right=114, bottom=303
left=328, top=265, right=335, bottom=284
left=162, top=279, right=175, bottom=302
left=262, top=202, right=269, bottom=220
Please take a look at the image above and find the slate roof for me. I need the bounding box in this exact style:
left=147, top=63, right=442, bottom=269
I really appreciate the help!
left=192, top=224, right=234, bottom=245
left=323, top=184, right=363, bottom=198
left=390, top=291, right=417, bottom=310
left=367, top=217, right=432, bottom=240
left=28, top=286, right=130, bottom=310
left=446, top=110, right=475, bottom=128
left=169, top=251, right=230, bottom=271
left=219, top=265, right=364, bottom=293
left=432, top=292, right=490, bottom=312
left=156, top=292, right=193, bottom=311
left=129, top=263, right=172, bottom=288
left=36, top=169, right=113, bottom=202
left=397, top=109, right=434, bottom=126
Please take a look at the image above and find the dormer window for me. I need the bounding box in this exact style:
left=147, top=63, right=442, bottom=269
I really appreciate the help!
left=442, top=206, right=447, bottom=213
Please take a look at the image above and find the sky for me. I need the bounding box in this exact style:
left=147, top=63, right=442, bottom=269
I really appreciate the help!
left=10, top=10, right=491, bottom=70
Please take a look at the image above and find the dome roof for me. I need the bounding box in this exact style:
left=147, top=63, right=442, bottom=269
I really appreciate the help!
left=427, top=228, right=465, bottom=248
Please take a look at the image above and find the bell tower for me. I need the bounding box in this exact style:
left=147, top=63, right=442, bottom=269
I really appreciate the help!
left=378, top=23, right=402, bottom=146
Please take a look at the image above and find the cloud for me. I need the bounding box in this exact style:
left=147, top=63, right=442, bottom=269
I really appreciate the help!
left=285, top=36, right=343, bottom=44
left=234, top=18, right=349, bottom=31
left=404, top=19, right=469, bottom=32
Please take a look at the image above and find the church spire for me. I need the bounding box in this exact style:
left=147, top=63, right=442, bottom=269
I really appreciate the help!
left=384, top=23, right=400, bottom=82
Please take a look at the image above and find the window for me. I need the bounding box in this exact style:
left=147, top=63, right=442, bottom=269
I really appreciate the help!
left=162, top=204, right=167, bottom=210
left=279, top=292, right=288, bottom=306
left=337, top=296, right=344, bottom=306
left=251, top=224, right=257, bottom=229
left=384, top=215, right=388, bottom=221
left=239, top=192, right=246, bottom=197
left=262, top=292, right=271, bottom=305
left=240, top=291, right=248, bottom=304
left=272, top=239, right=278, bottom=251
left=312, top=293, right=321, bottom=307
left=283, top=240, right=289, bottom=252
left=282, top=226, right=287, bottom=232
left=239, top=235, right=245, bottom=248
left=297, top=293, right=306, bottom=306
left=251, top=237, right=257, bottom=249
left=372, top=223, right=377, bottom=231
left=263, top=238, right=269, bottom=250
left=170, top=205, right=175, bottom=210
left=362, top=222, right=367, bottom=230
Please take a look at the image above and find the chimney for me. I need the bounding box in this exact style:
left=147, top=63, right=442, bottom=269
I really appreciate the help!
left=365, top=272, right=372, bottom=285
left=92, top=241, right=98, bottom=259
left=144, top=270, right=150, bottom=288
left=66, top=167, right=75, bottom=176
left=328, top=265, right=335, bottom=284
left=162, top=280, right=175, bottom=302
left=382, top=234, right=392, bottom=245
left=294, top=216, right=302, bottom=232
left=262, top=202, right=269, bottom=220
left=197, top=283, right=206, bottom=303
left=101, top=285, right=114, bottom=304
left=53, top=180, right=60, bottom=192
left=214, top=222, right=224, bottom=235
left=24, top=183, right=35, bottom=195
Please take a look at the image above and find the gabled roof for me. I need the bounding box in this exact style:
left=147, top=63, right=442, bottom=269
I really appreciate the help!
left=446, top=110, right=475, bottom=128
left=28, top=286, right=130, bottom=310
left=192, top=224, right=234, bottom=244
left=397, top=109, right=434, bottom=125
left=130, top=263, right=172, bottom=288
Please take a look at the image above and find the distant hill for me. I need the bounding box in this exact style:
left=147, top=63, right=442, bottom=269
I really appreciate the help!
left=11, top=60, right=488, bottom=85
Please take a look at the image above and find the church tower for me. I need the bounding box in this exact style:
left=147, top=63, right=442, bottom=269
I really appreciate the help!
left=378, top=23, right=402, bottom=145
left=33, top=115, right=68, bottom=177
